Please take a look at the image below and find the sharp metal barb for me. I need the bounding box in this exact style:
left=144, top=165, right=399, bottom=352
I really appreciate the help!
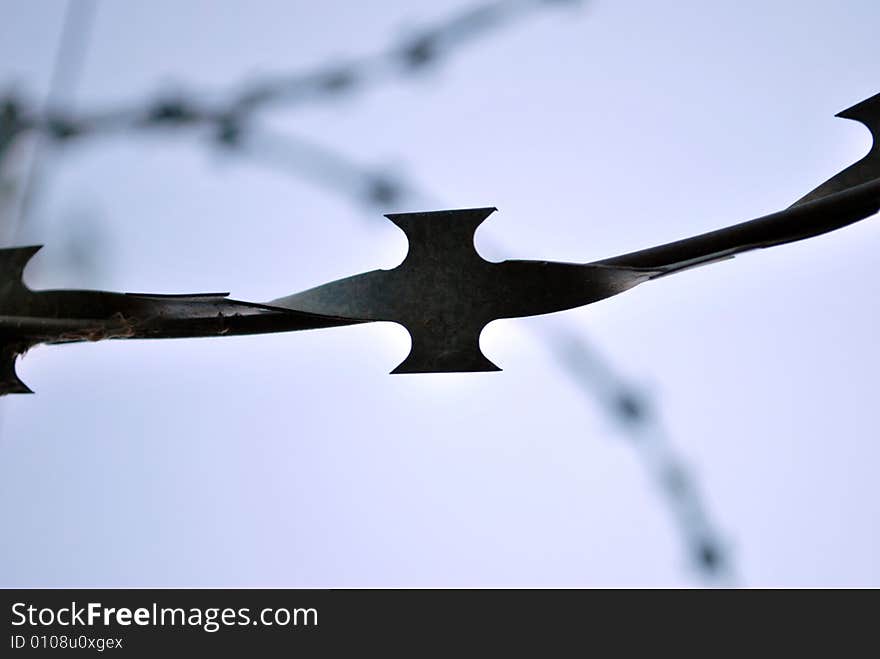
left=5, top=2, right=874, bottom=588
left=272, top=102, right=880, bottom=372
left=0, top=246, right=363, bottom=395
left=215, top=122, right=736, bottom=579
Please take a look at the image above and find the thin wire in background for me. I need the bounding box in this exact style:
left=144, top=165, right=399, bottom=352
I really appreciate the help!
left=241, top=125, right=736, bottom=584
left=7, top=0, right=97, bottom=243
left=7, top=0, right=578, bottom=145
left=0, top=0, right=97, bottom=443
left=0, top=0, right=734, bottom=584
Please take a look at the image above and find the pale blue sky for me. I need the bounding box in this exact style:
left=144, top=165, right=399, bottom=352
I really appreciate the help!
left=1, top=0, right=878, bottom=586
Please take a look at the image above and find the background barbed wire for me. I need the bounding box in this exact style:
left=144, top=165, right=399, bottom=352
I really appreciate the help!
left=1, top=0, right=733, bottom=584
left=2, top=0, right=878, bottom=586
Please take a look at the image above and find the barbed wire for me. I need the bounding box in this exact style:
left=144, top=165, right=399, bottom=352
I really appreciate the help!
left=234, top=124, right=735, bottom=583
left=0, top=0, right=735, bottom=584
left=1, top=0, right=579, bottom=242
left=545, top=326, right=735, bottom=582
left=2, top=0, right=579, bottom=147
left=9, top=0, right=97, bottom=243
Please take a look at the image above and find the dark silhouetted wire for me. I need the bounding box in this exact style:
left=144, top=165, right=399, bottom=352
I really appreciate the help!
left=234, top=123, right=735, bottom=584
left=0, top=0, right=735, bottom=584
left=0, top=0, right=97, bottom=443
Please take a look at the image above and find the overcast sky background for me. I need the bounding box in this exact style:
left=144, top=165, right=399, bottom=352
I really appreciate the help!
left=1, top=0, right=878, bottom=587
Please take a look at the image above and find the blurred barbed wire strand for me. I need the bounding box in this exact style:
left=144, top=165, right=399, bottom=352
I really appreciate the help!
left=0, top=0, right=735, bottom=584
left=3, top=0, right=578, bottom=148
left=0, top=0, right=98, bottom=443
left=237, top=124, right=736, bottom=584
left=1, top=0, right=575, bottom=238
left=5, top=0, right=97, bottom=243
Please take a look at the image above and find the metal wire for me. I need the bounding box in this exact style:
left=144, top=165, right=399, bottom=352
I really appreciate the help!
left=0, top=0, right=734, bottom=584
left=238, top=124, right=735, bottom=583
left=7, top=0, right=97, bottom=243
